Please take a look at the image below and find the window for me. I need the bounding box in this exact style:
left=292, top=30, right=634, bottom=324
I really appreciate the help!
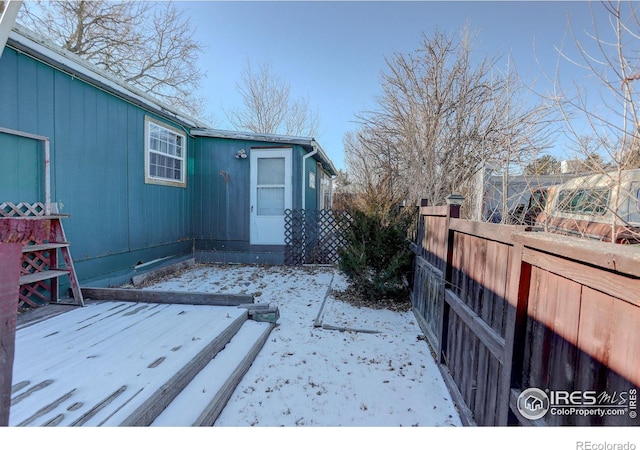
left=145, top=117, right=186, bottom=187
left=557, top=188, right=610, bottom=215
left=319, top=168, right=332, bottom=210
left=256, top=157, right=285, bottom=215
left=529, top=189, right=549, bottom=210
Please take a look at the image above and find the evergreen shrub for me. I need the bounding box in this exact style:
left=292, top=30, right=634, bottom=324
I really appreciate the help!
left=338, top=200, right=414, bottom=304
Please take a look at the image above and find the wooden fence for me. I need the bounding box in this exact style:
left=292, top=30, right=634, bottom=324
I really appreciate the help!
left=411, top=203, right=640, bottom=426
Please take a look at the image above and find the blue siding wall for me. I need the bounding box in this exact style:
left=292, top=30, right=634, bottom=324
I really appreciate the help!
left=193, top=139, right=307, bottom=263
left=303, top=149, right=319, bottom=210
left=192, top=137, right=250, bottom=245
left=0, top=47, right=193, bottom=287
left=0, top=48, right=53, bottom=205
left=1, top=45, right=333, bottom=282
left=0, top=133, right=43, bottom=204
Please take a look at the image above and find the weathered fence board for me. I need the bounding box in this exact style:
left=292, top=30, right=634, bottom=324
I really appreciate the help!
left=410, top=205, right=450, bottom=352
left=411, top=202, right=640, bottom=426
left=410, top=256, right=443, bottom=349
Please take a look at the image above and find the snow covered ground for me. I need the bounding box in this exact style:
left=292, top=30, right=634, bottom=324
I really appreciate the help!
left=145, top=263, right=462, bottom=427
left=9, top=263, right=631, bottom=448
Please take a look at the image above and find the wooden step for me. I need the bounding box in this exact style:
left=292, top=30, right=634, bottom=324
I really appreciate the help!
left=22, top=242, right=70, bottom=253
left=20, top=269, right=70, bottom=285
left=108, top=309, right=249, bottom=427
left=9, top=301, right=249, bottom=426
left=150, top=320, right=275, bottom=426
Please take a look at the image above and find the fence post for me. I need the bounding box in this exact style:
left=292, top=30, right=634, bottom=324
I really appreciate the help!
left=0, top=218, right=50, bottom=426
left=0, top=243, right=22, bottom=426
left=437, top=194, right=463, bottom=365
left=499, top=238, right=533, bottom=425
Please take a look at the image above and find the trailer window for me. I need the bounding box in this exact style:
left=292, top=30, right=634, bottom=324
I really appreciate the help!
left=557, top=190, right=578, bottom=212
left=557, top=188, right=610, bottom=215
left=144, top=116, right=187, bottom=188
left=529, top=189, right=548, bottom=210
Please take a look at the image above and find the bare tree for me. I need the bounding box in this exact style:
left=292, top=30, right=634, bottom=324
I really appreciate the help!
left=551, top=2, right=640, bottom=168
left=18, top=1, right=207, bottom=117
left=548, top=0, right=640, bottom=241
left=227, top=61, right=320, bottom=137
left=344, top=130, right=396, bottom=200
left=348, top=27, right=554, bottom=210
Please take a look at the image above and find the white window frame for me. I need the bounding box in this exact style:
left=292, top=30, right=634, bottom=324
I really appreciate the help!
left=318, top=164, right=332, bottom=210
left=144, top=116, right=187, bottom=188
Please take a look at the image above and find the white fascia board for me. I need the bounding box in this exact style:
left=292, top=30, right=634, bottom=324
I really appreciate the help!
left=0, top=1, right=21, bottom=60
left=310, top=139, right=338, bottom=176
left=191, top=128, right=314, bottom=145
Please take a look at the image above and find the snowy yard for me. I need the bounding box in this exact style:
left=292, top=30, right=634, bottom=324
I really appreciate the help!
left=145, top=264, right=462, bottom=427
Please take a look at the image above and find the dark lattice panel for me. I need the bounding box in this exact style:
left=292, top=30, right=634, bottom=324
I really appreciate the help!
left=284, top=209, right=306, bottom=265
left=284, top=209, right=352, bottom=265
left=19, top=248, right=54, bottom=308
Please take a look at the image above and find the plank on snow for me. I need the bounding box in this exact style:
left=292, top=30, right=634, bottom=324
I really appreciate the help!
left=81, top=287, right=253, bottom=306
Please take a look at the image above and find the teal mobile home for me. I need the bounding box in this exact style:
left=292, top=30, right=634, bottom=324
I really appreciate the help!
left=0, top=25, right=336, bottom=294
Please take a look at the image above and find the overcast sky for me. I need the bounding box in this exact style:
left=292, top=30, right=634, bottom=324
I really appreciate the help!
left=178, top=1, right=604, bottom=170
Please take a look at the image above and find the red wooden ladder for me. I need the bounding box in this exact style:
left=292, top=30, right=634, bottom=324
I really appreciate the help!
left=1, top=202, right=84, bottom=307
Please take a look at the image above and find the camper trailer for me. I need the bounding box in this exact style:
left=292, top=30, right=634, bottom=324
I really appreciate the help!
left=535, top=169, right=640, bottom=244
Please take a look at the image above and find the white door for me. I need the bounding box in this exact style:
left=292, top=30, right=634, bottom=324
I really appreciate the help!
left=250, top=148, right=292, bottom=245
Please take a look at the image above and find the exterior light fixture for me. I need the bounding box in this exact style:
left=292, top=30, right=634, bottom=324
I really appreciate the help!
left=235, top=149, right=247, bottom=159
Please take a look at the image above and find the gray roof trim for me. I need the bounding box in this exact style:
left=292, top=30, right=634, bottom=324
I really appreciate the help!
left=6, top=24, right=210, bottom=130
left=192, top=128, right=338, bottom=176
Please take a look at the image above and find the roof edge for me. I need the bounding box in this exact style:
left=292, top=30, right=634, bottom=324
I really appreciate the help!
left=7, top=24, right=210, bottom=130
left=192, top=128, right=337, bottom=176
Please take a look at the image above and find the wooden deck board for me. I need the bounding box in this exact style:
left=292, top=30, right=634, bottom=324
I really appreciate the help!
left=81, top=287, right=254, bottom=306
left=151, top=320, right=274, bottom=427
left=10, top=301, right=248, bottom=426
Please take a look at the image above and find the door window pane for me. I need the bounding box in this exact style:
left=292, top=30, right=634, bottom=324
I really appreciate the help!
left=257, top=187, right=285, bottom=215
left=258, top=158, right=285, bottom=185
